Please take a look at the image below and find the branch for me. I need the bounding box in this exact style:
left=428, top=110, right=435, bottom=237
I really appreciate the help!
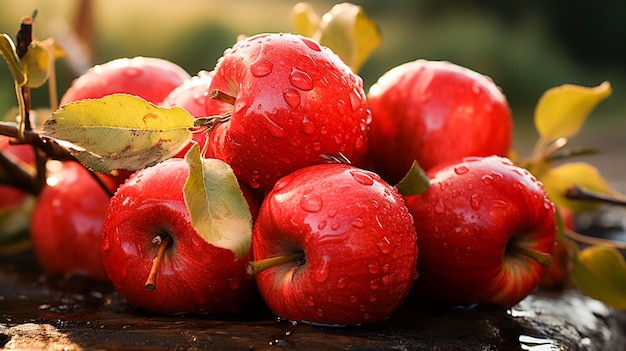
left=565, top=185, right=626, bottom=207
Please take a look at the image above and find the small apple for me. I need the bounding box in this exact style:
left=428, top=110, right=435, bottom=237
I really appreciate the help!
left=248, top=163, right=418, bottom=326
left=29, top=161, right=115, bottom=281
left=206, top=33, right=370, bottom=194
left=366, top=59, right=513, bottom=184
left=0, top=137, right=36, bottom=252
left=60, top=56, right=191, bottom=106
left=403, top=156, right=556, bottom=307
left=101, top=158, right=259, bottom=314
left=160, top=70, right=221, bottom=158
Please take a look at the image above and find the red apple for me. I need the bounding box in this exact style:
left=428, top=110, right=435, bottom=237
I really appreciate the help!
left=101, top=158, right=259, bottom=314
left=366, top=59, right=513, bottom=184
left=0, top=137, right=36, bottom=252
left=60, top=56, right=191, bottom=106
left=159, top=70, right=220, bottom=158
left=403, top=156, right=556, bottom=307
left=249, top=163, right=418, bottom=326
left=206, top=33, right=370, bottom=194
left=29, top=161, right=115, bottom=281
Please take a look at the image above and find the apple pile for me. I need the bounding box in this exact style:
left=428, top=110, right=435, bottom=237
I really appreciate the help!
left=0, top=7, right=560, bottom=327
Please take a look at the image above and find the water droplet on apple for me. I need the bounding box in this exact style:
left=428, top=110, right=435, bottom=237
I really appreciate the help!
left=102, top=236, right=110, bottom=251
left=307, top=296, right=315, bottom=307
left=367, top=262, right=380, bottom=274
left=434, top=199, right=446, bottom=214
left=470, top=194, right=482, bottom=210
left=301, top=37, right=321, bottom=52
left=312, top=142, right=322, bottom=151
left=316, top=309, right=324, bottom=317
left=333, top=134, right=343, bottom=144
left=454, top=164, right=470, bottom=175
left=350, top=170, right=374, bottom=186
left=351, top=218, right=365, bottom=228
left=283, top=88, right=301, bottom=108
left=250, top=58, right=273, bottom=77
left=369, top=279, right=379, bottom=290
left=262, top=114, right=287, bottom=139
left=249, top=179, right=260, bottom=189
left=376, top=237, right=392, bottom=254
left=227, top=276, right=240, bottom=290
left=300, top=193, right=323, bottom=212
left=481, top=174, right=494, bottom=184
left=122, top=67, right=142, bottom=78
left=320, top=125, right=328, bottom=135
left=301, top=116, right=315, bottom=134
left=336, top=277, right=347, bottom=289
left=471, top=82, right=482, bottom=95
left=349, top=295, right=358, bottom=303
left=330, top=222, right=340, bottom=231
left=289, top=68, right=314, bottom=91
left=314, top=255, right=331, bottom=283
left=349, top=88, right=362, bottom=111
left=493, top=200, right=507, bottom=208
left=327, top=209, right=337, bottom=218
left=381, top=275, right=392, bottom=286
left=359, top=304, right=367, bottom=312
left=369, top=294, right=377, bottom=302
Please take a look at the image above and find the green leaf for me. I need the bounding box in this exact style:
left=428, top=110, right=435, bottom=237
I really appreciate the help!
left=539, top=162, right=613, bottom=214
left=395, top=160, right=430, bottom=196
left=184, top=144, right=252, bottom=260
left=291, top=2, right=320, bottom=38
left=41, top=94, right=194, bottom=173
left=0, top=34, right=26, bottom=86
left=571, top=245, right=626, bottom=309
left=21, top=40, right=52, bottom=88
left=314, top=2, right=382, bottom=73
left=534, top=81, right=611, bottom=141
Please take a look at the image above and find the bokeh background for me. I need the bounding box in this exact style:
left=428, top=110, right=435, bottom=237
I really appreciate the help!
left=1, top=0, right=625, bottom=189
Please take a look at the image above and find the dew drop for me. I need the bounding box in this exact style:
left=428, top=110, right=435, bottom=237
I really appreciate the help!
left=250, top=58, right=273, bottom=77
left=471, top=82, right=482, bottom=95
left=349, top=88, right=362, bottom=111
left=316, top=309, right=324, bottom=317
left=330, top=222, right=340, bottom=231
left=249, top=180, right=260, bottom=189
left=376, top=237, right=392, bottom=254
left=122, top=67, right=142, bottom=78
left=317, top=221, right=327, bottom=230
left=349, top=295, right=358, bottom=303
left=351, top=218, right=365, bottom=229
left=381, top=275, right=391, bottom=286
left=470, top=194, right=482, bottom=210
left=369, top=294, right=377, bottom=302
left=434, top=199, right=446, bottom=214
left=367, top=262, right=380, bottom=274
left=350, top=170, right=374, bottom=186
left=301, top=37, right=321, bottom=51
left=359, top=304, right=367, bottom=312
left=312, top=142, right=322, bottom=151
left=283, top=88, right=301, bottom=108
left=102, top=236, right=110, bottom=251
left=314, top=255, right=331, bottom=283
left=307, top=296, right=315, bottom=307
left=481, top=174, right=494, bottom=184
left=300, top=193, right=323, bottom=212
left=336, top=277, right=347, bottom=289
left=493, top=200, right=507, bottom=208
left=289, top=68, right=314, bottom=91
left=262, top=114, right=287, bottom=139
left=454, top=164, right=470, bottom=175
left=369, top=279, right=379, bottom=290
left=333, top=134, right=343, bottom=144
left=227, top=276, right=240, bottom=290
left=301, top=116, right=315, bottom=134
left=327, top=209, right=337, bottom=218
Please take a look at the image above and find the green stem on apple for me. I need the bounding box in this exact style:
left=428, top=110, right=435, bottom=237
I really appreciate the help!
left=209, top=89, right=236, bottom=105
left=246, top=252, right=305, bottom=276
left=512, top=245, right=553, bottom=267
left=145, top=234, right=172, bottom=292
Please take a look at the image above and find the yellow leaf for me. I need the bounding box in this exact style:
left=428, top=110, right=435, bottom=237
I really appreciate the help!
left=571, top=245, right=626, bottom=309
left=534, top=81, right=611, bottom=141
left=22, top=41, right=51, bottom=88
left=42, top=94, right=194, bottom=173
left=314, top=2, right=382, bottom=73
left=291, top=2, right=320, bottom=38
left=0, top=34, right=26, bottom=86
left=184, top=144, right=252, bottom=260
left=539, top=162, right=613, bottom=214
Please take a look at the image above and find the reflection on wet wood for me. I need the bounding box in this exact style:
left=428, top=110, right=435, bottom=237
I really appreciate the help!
left=1, top=250, right=624, bottom=350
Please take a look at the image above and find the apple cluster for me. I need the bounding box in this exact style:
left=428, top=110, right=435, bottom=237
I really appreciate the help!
left=9, top=32, right=556, bottom=326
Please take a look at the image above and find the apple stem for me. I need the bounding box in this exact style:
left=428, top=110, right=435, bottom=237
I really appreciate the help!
left=246, top=252, right=305, bottom=276
left=512, top=245, right=553, bottom=267
left=209, top=89, right=236, bottom=105
left=145, top=234, right=172, bottom=292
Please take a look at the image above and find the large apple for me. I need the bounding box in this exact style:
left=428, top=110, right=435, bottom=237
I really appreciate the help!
left=366, top=59, right=513, bottom=184
left=29, top=161, right=116, bottom=281
left=60, top=56, right=191, bottom=106
left=249, top=163, right=418, bottom=326
left=205, top=33, right=370, bottom=194
left=101, top=158, right=259, bottom=314
left=403, top=156, right=556, bottom=307
left=0, top=137, right=36, bottom=252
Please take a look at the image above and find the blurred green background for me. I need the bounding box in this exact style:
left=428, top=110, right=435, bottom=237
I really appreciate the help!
left=1, top=0, right=625, bottom=188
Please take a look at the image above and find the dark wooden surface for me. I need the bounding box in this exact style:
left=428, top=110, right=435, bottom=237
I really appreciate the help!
left=1, top=250, right=625, bottom=351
